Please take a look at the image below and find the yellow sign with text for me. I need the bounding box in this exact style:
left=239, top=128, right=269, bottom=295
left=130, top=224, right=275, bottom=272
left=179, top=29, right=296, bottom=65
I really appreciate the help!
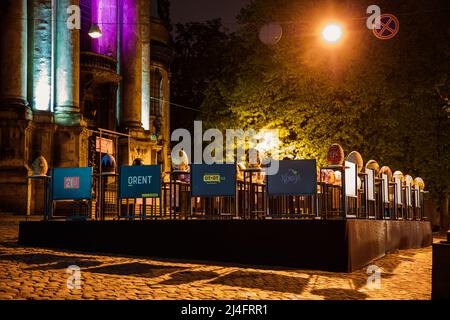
left=203, top=174, right=221, bottom=183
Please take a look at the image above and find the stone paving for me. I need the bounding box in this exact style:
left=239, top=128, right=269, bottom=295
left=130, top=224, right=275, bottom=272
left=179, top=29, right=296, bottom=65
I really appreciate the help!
left=0, top=215, right=438, bottom=300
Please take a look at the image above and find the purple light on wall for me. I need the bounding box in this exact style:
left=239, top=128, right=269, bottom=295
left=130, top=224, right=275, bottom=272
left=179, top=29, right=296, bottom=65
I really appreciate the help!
left=121, top=0, right=139, bottom=47
left=121, top=0, right=143, bottom=127
left=121, top=0, right=140, bottom=67
left=92, top=0, right=117, bottom=58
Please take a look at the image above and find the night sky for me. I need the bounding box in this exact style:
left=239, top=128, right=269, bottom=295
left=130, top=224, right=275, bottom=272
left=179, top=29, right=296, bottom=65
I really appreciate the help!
left=170, top=0, right=252, bottom=31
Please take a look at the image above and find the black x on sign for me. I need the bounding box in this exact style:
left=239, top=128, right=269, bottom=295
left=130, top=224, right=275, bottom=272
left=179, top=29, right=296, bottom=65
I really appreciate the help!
left=373, top=14, right=400, bottom=40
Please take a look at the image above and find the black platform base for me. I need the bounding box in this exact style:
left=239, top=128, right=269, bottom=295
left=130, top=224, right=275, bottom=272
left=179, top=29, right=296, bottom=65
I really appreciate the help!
left=432, top=241, right=450, bottom=300
left=18, top=219, right=432, bottom=272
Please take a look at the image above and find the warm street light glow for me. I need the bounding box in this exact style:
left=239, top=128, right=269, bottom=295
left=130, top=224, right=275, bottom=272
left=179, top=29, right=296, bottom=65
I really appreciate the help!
left=255, top=129, right=282, bottom=158
left=88, top=24, right=102, bottom=39
left=321, top=23, right=343, bottom=43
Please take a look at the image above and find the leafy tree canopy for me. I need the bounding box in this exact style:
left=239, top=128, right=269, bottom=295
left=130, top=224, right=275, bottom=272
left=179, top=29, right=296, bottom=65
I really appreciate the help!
left=197, top=0, right=450, bottom=199
left=170, top=0, right=449, bottom=200
left=171, top=19, right=231, bottom=132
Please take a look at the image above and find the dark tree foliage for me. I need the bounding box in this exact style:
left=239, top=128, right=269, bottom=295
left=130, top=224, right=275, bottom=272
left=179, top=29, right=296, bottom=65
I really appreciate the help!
left=170, top=19, right=231, bottom=132
left=171, top=0, right=450, bottom=227
left=157, top=0, right=172, bottom=32
left=200, top=1, right=449, bottom=197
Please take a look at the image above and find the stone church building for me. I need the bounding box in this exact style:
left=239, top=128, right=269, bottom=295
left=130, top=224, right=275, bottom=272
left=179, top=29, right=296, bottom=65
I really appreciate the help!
left=0, top=0, right=173, bottom=213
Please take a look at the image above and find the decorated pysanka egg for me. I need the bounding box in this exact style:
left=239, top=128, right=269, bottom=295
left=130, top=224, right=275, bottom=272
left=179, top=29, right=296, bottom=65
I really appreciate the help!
left=379, top=166, right=393, bottom=181
left=414, top=177, right=425, bottom=190
left=393, top=171, right=404, bottom=183
left=365, top=160, right=380, bottom=176
left=347, top=151, right=364, bottom=173
left=101, top=154, right=117, bottom=173
left=327, top=144, right=345, bottom=166
left=32, top=156, right=49, bottom=176
left=172, top=149, right=189, bottom=172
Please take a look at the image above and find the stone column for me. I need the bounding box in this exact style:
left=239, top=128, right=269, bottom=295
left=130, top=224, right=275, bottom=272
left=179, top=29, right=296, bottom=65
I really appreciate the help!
left=55, top=0, right=81, bottom=126
left=0, top=0, right=33, bottom=214
left=0, top=0, right=30, bottom=119
left=120, top=0, right=142, bottom=128
left=162, top=70, right=171, bottom=173
left=140, top=0, right=151, bottom=131
left=30, top=0, right=53, bottom=112
left=92, top=0, right=118, bottom=57
left=53, top=0, right=89, bottom=170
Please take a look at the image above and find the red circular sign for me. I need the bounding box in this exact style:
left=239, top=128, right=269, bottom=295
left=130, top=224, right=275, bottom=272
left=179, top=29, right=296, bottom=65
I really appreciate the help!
left=372, top=14, right=399, bottom=40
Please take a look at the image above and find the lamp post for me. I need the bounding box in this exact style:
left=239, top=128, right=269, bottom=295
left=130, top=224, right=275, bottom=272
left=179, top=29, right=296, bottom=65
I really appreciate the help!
left=89, top=24, right=103, bottom=39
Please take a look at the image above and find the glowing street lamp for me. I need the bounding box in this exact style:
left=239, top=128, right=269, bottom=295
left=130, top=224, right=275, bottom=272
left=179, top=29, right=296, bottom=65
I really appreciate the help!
left=88, top=24, right=102, bottom=39
left=321, top=23, right=343, bottom=44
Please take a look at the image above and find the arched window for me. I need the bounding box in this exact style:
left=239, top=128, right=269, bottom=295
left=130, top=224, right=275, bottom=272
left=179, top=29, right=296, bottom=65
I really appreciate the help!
left=150, top=69, right=163, bottom=116
left=158, top=73, right=164, bottom=116
left=151, top=0, right=159, bottom=19
left=80, top=0, right=92, bottom=52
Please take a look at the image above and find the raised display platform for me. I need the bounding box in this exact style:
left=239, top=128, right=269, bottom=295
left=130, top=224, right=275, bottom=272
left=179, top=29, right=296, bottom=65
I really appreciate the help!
left=432, top=231, right=450, bottom=300
left=18, top=219, right=432, bottom=272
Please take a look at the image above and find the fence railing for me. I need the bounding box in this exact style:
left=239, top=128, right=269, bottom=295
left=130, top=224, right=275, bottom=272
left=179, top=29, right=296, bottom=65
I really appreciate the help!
left=28, top=163, right=427, bottom=222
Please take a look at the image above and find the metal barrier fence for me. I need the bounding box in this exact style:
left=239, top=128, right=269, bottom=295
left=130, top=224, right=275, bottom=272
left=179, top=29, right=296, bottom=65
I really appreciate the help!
left=29, top=165, right=427, bottom=222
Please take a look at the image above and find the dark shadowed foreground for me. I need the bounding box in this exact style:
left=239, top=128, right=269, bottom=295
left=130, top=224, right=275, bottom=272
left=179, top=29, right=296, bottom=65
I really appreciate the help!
left=0, top=215, right=435, bottom=300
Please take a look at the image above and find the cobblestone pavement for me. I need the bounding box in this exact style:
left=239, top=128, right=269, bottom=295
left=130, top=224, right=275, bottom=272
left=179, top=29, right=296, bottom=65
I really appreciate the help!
left=0, top=215, right=438, bottom=300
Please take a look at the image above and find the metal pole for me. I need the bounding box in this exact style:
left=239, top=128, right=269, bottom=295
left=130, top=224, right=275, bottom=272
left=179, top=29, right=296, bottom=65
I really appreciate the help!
left=235, top=168, right=239, bottom=219
left=341, top=167, right=347, bottom=219
left=25, top=177, right=29, bottom=222
left=188, top=173, right=192, bottom=220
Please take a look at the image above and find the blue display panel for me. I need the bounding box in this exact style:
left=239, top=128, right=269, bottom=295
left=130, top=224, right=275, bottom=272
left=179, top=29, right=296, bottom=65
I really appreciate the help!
left=191, top=164, right=236, bottom=197
left=119, top=165, right=161, bottom=199
left=51, top=167, right=93, bottom=200
left=267, top=160, right=317, bottom=196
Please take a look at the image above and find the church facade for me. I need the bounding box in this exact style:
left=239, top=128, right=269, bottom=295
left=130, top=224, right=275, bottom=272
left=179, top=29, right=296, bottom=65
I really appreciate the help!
left=0, top=0, right=173, bottom=213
